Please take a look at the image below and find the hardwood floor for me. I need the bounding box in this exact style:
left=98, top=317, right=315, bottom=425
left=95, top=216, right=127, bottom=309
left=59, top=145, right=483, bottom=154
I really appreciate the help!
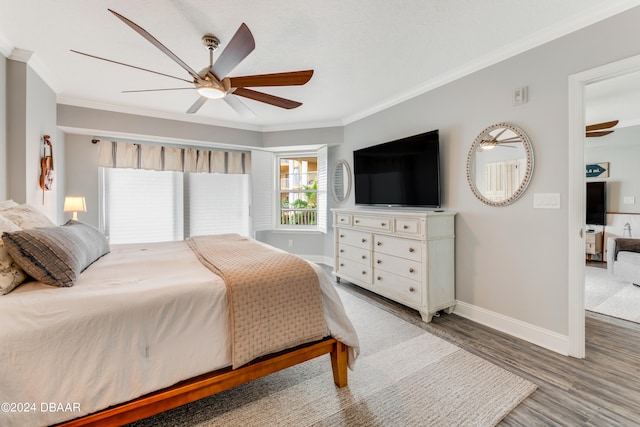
left=328, top=269, right=640, bottom=426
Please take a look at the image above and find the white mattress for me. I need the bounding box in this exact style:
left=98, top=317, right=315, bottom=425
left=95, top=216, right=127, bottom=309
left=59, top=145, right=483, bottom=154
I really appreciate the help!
left=0, top=241, right=359, bottom=427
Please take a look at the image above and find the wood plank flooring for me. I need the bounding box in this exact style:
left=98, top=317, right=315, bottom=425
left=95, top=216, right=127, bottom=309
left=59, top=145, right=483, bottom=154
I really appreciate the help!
left=327, top=268, right=640, bottom=426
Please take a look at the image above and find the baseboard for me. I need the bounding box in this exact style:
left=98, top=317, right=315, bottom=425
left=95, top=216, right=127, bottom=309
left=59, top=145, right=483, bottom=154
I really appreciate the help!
left=453, top=301, right=570, bottom=356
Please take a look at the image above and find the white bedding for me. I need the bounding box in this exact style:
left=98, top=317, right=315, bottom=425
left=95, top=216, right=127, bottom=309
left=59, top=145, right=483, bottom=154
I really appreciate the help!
left=0, top=240, right=359, bottom=427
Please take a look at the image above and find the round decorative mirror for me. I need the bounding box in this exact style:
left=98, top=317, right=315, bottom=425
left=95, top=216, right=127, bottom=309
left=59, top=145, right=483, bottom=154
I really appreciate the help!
left=466, top=122, right=534, bottom=207
left=331, top=160, right=352, bottom=204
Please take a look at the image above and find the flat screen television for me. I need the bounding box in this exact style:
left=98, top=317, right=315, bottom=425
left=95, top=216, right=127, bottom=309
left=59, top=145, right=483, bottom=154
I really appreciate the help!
left=353, top=130, right=440, bottom=207
left=586, top=181, right=606, bottom=226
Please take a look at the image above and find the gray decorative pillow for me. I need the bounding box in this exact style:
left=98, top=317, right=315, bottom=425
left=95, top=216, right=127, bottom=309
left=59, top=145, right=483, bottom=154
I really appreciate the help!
left=2, top=220, right=110, bottom=287
left=0, top=214, right=27, bottom=295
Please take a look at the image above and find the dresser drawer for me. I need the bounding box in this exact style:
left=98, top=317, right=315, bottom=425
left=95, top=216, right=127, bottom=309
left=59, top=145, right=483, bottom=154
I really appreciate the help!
left=335, top=213, right=351, bottom=227
left=338, top=244, right=371, bottom=265
left=337, top=228, right=371, bottom=250
left=374, top=252, right=422, bottom=281
left=352, top=215, right=392, bottom=232
left=374, top=270, right=422, bottom=306
left=336, top=259, right=373, bottom=284
left=374, top=234, right=422, bottom=261
left=394, top=217, right=424, bottom=238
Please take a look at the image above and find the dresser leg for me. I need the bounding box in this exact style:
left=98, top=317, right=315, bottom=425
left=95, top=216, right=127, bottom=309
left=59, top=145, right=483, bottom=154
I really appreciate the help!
left=419, top=311, right=433, bottom=323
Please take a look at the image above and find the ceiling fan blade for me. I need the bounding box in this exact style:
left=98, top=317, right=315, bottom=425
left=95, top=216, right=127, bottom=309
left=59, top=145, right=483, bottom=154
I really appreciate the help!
left=586, top=120, right=619, bottom=132
left=71, top=50, right=193, bottom=84
left=228, top=70, right=314, bottom=88
left=233, top=87, right=302, bottom=109
left=186, top=96, right=208, bottom=114
left=211, top=23, right=255, bottom=79
left=108, top=9, right=200, bottom=80
left=586, top=130, right=614, bottom=138
left=122, top=87, right=196, bottom=93
left=224, top=95, right=256, bottom=118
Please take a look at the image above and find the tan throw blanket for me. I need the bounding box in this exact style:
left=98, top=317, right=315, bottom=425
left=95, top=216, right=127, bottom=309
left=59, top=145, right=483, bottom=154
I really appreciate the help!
left=186, top=234, right=328, bottom=368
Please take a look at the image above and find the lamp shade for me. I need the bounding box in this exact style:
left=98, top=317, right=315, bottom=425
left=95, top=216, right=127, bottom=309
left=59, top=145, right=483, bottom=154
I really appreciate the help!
left=63, top=196, right=86, bottom=220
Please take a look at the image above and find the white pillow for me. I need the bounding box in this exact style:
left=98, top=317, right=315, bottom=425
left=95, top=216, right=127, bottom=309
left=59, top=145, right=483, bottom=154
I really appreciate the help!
left=0, top=200, right=19, bottom=210
left=1, top=204, right=55, bottom=229
left=0, top=214, right=27, bottom=295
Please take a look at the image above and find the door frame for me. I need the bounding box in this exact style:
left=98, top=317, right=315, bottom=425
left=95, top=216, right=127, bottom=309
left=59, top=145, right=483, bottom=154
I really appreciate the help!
left=568, top=53, right=640, bottom=358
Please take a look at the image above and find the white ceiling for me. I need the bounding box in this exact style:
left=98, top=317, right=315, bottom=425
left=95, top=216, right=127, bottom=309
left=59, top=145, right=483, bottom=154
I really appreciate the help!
left=1, top=0, right=639, bottom=132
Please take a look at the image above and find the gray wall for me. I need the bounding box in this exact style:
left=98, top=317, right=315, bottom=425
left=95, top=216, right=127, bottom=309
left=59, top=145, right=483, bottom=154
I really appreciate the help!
left=6, top=57, right=62, bottom=222
left=329, top=6, right=640, bottom=335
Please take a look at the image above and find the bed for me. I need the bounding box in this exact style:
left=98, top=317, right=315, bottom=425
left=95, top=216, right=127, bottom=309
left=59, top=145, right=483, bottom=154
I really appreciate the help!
left=0, top=206, right=359, bottom=427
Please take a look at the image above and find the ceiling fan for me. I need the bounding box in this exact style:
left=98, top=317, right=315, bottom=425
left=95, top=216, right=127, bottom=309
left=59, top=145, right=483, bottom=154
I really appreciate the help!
left=586, top=120, right=618, bottom=138
left=71, top=9, right=313, bottom=117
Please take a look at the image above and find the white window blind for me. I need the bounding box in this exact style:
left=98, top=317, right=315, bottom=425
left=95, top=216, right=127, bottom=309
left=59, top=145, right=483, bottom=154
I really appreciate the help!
left=101, top=168, right=249, bottom=244
left=103, top=168, right=183, bottom=244
left=185, top=173, right=250, bottom=237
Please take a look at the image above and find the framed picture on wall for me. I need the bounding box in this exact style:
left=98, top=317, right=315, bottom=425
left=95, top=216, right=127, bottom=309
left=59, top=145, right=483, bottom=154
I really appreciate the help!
left=586, top=162, right=609, bottom=178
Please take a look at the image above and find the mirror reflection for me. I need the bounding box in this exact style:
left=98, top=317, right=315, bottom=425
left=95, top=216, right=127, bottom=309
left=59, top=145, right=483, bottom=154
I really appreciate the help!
left=331, top=160, right=352, bottom=204
left=466, top=123, right=534, bottom=206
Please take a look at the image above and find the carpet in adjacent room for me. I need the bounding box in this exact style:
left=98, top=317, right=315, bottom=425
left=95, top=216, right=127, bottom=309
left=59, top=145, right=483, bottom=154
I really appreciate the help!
left=585, top=265, right=640, bottom=323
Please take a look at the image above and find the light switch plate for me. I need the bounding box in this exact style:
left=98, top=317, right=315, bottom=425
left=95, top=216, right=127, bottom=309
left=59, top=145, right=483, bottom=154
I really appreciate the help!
left=533, top=193, right=560, bottom=209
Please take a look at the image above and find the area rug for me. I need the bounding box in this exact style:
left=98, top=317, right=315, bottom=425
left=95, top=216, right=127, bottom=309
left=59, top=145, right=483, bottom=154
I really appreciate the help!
left=586, top=266, right=640, bottom=323
left=129, top=287, right=537, bottom=427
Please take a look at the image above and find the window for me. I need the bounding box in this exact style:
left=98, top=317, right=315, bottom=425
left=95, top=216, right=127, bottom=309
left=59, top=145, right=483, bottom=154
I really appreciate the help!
left=278, top=155, right=318, bottom=228
left=273, top=148, right=327, bottom=232
left=100, top=168, right=250, bottom=244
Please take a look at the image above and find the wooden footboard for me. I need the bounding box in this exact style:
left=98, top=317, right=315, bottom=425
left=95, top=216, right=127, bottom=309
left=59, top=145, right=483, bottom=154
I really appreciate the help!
left=56, top=338, right=348, bottom=427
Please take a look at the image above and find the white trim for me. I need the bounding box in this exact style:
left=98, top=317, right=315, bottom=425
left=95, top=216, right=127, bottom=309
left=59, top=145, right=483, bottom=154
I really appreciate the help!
left=567, top=53, right=640, bottom=359
left=453, top=301, right=570, bottom=356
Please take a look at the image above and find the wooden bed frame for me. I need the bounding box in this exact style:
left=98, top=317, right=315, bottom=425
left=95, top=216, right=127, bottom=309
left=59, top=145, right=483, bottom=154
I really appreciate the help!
left=57, top=337, right=348, bottom=426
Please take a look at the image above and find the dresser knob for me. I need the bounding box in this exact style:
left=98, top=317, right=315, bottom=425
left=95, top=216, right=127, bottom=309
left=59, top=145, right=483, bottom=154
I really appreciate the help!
left=377, top=276, right=382, bottom=281
left=409, top=268, right=415, bottom=273
left=381, top=222, right=386, bottom=226
left=409, top=248, right=415, bottom=253
left=355, top=220, right=360, bottom=224
left=340, top=234, right=345, bottom=238
left=340, top=218, right=345, bottom=222
left=403, top=225, right=409, bottom=229
left=340, top=249, right=344, bottom=253
left=340, top=263, right=344, bottom=267
left=361, top=255, right=366, bottom=259
left=362, top=271, right=367, bottom=275
left=377, top=241, right=382, bottom=246
left=409, top=287, right=415, bottom=292
left=362, top=238, right=367, bottom=243
left=377, top=259, right=382, bottom=264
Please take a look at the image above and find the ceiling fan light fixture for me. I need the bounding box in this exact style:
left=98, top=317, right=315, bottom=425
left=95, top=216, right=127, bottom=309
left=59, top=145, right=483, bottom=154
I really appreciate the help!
left=197, top=86, right=226, bottom=99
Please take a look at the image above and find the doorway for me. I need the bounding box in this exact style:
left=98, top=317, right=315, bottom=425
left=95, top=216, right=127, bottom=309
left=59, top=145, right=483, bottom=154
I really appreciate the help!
left=568, top=54, right=640, bottom=358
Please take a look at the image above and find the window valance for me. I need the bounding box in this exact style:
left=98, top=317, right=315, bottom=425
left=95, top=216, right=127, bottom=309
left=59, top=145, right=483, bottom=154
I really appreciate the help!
left=97, top=140, right=251, bottom=174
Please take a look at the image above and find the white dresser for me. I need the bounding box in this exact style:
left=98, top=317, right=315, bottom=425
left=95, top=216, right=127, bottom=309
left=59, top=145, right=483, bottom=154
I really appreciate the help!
left=332, top=208, right=455, bottom=322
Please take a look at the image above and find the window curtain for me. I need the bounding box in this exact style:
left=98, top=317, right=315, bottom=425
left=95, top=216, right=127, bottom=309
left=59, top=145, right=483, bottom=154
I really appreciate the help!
left=97, top=140, right=251, bottom=174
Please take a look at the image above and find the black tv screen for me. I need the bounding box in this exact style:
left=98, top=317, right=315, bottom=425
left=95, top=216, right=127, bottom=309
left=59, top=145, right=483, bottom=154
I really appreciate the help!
left=586, top=181, right=606, bottom=225
left=353, top=130, right=440, bottom=207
